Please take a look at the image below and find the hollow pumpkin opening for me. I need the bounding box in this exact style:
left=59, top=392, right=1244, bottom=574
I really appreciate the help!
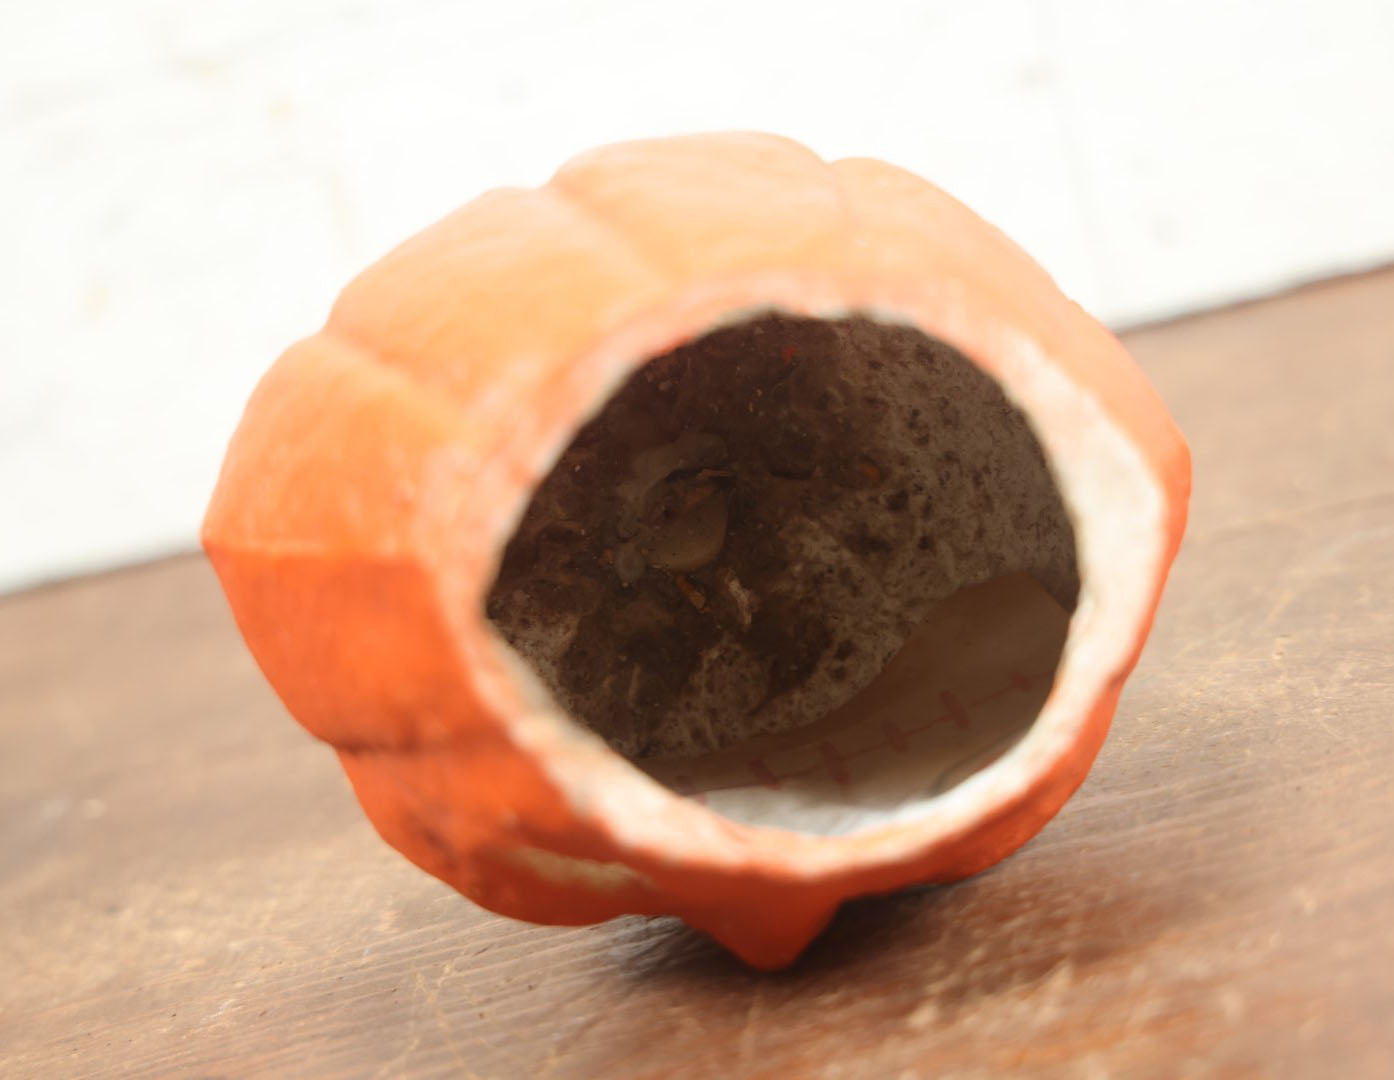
left=485, top=313, right=1080, bottom=833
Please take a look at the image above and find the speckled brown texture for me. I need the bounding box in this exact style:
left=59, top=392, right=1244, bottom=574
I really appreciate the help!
left=486, top=313, right=1078, bottom=758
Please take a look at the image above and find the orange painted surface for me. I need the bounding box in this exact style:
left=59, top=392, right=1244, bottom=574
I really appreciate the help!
left=203, top=133, right=1189, bottom=969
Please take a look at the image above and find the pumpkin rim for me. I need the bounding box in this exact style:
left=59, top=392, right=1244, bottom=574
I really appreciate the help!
left=437, top=266, right=1183, bottom=880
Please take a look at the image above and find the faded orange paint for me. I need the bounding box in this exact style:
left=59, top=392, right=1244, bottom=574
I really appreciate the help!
left=203, top=133, right=1189, bottom=969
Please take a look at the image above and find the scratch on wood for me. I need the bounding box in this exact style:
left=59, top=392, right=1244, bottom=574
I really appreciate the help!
left=738, top=983, right=766, bottom=1064
left=412, top=968, right=475, bottom=1078
left=1265, top=589, right=1295, bottom=627
left=906, top=999, right=940, bottom=1030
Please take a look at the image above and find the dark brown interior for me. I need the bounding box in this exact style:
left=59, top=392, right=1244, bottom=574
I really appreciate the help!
left=486, top=313, right=1079, bottom=761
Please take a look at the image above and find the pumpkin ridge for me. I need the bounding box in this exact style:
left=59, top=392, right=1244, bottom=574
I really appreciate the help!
left=315, top=321, right=472, bottom=419
left=820, top=154, right=863, bottom=268
left=551, top=132, right=848, bottom=285
left=201, top=332, right=477, bottom=562
left=543, top=178, right=681, bottom=291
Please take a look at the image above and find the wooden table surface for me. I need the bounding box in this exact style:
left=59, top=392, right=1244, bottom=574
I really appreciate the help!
left=4, top=269, right=1393, bottom=1078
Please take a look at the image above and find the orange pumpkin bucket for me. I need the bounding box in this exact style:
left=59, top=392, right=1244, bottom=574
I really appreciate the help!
left=204, top=133, right=1190, bottom=969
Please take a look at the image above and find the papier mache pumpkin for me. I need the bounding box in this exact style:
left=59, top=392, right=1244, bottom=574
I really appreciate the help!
left=203, top=133, right=1190, bottom=969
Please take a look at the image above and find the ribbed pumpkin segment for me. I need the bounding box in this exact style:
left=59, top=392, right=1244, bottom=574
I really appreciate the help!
left=552, top=132, right=850, bottom=281
left=203, top=333, right=465, bottom=558
left=328, top=187, right=670, bottom=409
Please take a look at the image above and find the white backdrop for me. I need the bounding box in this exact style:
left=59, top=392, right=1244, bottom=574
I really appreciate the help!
left=3, top=0, right=1392, bottom=592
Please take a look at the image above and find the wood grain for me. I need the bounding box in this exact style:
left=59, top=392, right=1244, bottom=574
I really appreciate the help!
left=4, top=268, right=1393, bottom=1078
